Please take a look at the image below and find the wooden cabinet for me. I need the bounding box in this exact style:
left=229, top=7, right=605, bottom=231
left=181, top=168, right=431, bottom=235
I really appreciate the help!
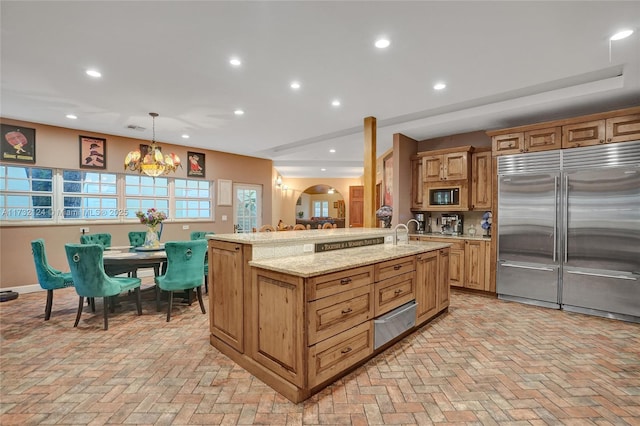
left=492, top=127, right=561, bottom=156
left=209, top=240, right=246, bottom=352
left=471, top=150, right=492, bottom=210
left=449, top=242, right=465, bottom=288
left=489, top=107, right=640, bottom=155
left=373, top=272, right=415, bottom=316
left=415, top=248, right=450, bottom=325
left=251, top=269, right=305, bottom=387
left=423, top=151, right=469, bottom=182
left=410, top=156, right=423, bottom=210
left=464, top=240, right=486, bottom=291
left=563, top=113, right=640, bottom=148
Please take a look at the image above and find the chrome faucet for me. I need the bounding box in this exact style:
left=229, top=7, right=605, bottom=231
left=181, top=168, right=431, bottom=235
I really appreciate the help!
left=393, top=223, right=409, bottom=245
left=406, top=219, right=420, bottom=234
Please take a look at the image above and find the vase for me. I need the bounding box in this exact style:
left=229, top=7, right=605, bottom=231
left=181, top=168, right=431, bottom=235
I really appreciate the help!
left=144, top=225, right=160, bottom=248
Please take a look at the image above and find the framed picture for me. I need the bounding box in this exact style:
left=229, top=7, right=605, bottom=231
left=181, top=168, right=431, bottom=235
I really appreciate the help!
left=1, top=124, right=36, bottom=164
left=217, top=179, right=232, bottom=206
left=79, top=136, right=106, bottom=169
left=187, top=151, right=205, bottom=177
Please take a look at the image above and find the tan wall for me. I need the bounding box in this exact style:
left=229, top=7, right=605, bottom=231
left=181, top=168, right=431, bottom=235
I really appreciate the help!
left=272, top=176, right=363, bottom=227
left=0, top=118, right=273, bottom=289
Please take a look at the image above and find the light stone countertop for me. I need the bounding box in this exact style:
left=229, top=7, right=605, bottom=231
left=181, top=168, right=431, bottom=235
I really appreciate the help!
left=410, top=233, right=492, bottom=241
left=249, top=241, right=451, bottom=278
left=207, top=228, right=394, bottom=245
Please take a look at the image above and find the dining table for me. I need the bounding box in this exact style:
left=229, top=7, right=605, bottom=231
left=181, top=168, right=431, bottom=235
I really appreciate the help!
left=102, top=245, right=167, bottom=277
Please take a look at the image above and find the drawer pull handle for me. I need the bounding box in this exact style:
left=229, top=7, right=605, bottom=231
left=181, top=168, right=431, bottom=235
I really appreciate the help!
left=393, top=265, right=402, bottom=270
left=341, top=308, right=353, bottom=315
left=394, top=289, right=403, bottom=296
left=341, top=347, right=352, bottom=354
left=340, top=278, right=352, bottom=285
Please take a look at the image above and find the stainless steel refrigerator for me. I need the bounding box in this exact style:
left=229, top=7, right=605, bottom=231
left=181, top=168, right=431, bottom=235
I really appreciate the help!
left=497, top=141, right=640, bottom=322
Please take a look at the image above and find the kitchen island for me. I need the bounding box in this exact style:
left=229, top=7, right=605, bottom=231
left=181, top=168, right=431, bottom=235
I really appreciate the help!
left=207, top=229, right=451, bottom=402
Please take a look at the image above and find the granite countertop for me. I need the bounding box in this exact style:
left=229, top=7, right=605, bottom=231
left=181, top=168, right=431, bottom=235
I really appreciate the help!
left=249, top=241, right=451, bottom=277
left=207, top=228, right=393, bottom=245
left=410, top=233, right=491, bottom=241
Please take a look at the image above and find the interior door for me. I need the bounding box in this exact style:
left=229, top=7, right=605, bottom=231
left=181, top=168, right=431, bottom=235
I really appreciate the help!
left=233, top=183, right=261, bottom=233
left=349, top=185, right=364, bottom=228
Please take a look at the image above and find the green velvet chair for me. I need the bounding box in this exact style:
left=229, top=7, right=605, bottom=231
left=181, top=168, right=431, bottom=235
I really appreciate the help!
left=128, top=231, right=161, bottom=276
left=155, top=240, right=207, bottom=322
left=190, top=231, right=214, bottom=293
left=65, top=243, right=142, bottom=330
left=80, top=233, right=112, bottom=249
left=31, top=239, right=75, bottom=321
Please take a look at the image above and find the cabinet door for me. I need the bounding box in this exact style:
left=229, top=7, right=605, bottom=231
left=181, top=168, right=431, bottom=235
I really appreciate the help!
left=471, top=151, right=492, bottom=210
left=443, top=152, right=468, bottom=180
left=411, top=157, right=423, bottom=209
left=449, top=248, right=465, bottom=287
left=210, top=240, right=244, bottom=352
left=437, top=249, right=450, bottom=311
left=374, top=272, right=415, bottom=316
left=415, top=251, right=439, bottom=325
left=492, top=133, right=523, bottom=156
left=525, top=127, right=561, bottom=153
left=252, top=269, right=305, bottom=387
left=562, top=119, right=606, bottom=148
left=464, top=240, right=485, bottom=290
left=606, top=113, right=640, bottom=143
left=423, top=155, right=443, bottom=182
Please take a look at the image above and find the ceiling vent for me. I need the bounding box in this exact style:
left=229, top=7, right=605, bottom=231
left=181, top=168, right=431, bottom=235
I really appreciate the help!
left=126, top=124, right=146, bottom=131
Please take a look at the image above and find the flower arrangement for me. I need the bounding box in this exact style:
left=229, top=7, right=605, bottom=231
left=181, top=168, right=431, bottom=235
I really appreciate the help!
left=481, top=211, right=492, bottom=235
left=135, top=208, right=167, bottom=227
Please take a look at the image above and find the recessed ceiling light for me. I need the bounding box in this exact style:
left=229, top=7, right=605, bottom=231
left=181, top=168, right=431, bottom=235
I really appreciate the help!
left=433, top=82, right=447, bottom=90
left=331, top=100, right=341, bottom=107
left=234, top=109, right=244, bottom=115
left=229, top=57, right=242, bottom=66
left=290, top=81, right=301, bottom=90
left=181, top=134, right=190, bottom=139
left=375, top=38, right=390, bottom=49
left=329, top=149, right=336, bottom=153
left=86, top=69, right=101, bottom=78
left=610, top=29, right=634, bottom=41
left=321, top=168, right=326, bottom=172
left=65, top=114, right=77, bottom=119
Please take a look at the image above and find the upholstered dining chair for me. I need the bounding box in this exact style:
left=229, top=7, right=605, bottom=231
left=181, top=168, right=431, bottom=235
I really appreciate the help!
left=31, top=239, right=75, bottom=321
left=127, top=231, right=161, bottom=276
left=64, top=243, right=142, bottom=330
left=190, top=231, right=214, bottom=292
left=154, top=240, right=207, bottom=322
left=80, top=233, right=112, bottom=249
left=322, top=222, right=334, bottom=229
left=258, top=224, right=276, bottom=232
left=293, top=224, right=306, bottom=230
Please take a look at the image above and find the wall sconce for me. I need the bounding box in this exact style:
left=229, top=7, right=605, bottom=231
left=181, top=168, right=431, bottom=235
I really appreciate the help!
left=275, top=175, right=282, bottom=187
left=328, top=187, right=335, bottom=194
left=282, top=184, right=289, bottom=190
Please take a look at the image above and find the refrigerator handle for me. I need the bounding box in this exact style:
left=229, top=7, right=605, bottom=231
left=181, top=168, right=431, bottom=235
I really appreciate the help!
left=553, top=176, right=558, bottom=263
left=564, top=175, right=569, bottom=263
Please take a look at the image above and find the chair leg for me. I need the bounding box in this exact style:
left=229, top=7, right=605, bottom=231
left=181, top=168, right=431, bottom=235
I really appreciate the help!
left=156, top=286, right=162, bottom=312
left=74, top=296, right=84, bottom=327
left=135, top=287, right=142, bottom=315
left=166, top=291, right=173, bottom=322
left=103, top=297, right=109, bottom=330
left=109, top=296, right=116, bottom=313
left=90, top=297, right=96, bottom=312
left=204, top=275, right=208, bottom=294
left=45, top=289, right=54, bottom=321
left=196, top=286, right=206, bottom=314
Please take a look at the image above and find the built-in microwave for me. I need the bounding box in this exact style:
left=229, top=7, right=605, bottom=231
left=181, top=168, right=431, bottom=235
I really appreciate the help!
left=425, top=184, right=468, bottom=210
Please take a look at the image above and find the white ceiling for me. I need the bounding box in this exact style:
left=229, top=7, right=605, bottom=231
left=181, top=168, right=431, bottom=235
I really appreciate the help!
left=1, top=1, right=639, bottom=178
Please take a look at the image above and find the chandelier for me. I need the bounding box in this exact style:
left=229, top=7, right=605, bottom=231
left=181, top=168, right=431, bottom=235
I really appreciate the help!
left=124, top=112, right=181, bottom=177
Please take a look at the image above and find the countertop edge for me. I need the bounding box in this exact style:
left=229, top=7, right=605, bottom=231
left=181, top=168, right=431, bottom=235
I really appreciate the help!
left=249, top=242, right=451, bottom=278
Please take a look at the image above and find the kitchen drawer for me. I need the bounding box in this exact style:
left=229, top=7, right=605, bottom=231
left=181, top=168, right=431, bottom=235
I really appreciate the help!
left=308, top=321, right=373, bottom=388
left=307, top=265, right=374, bottom=302
left=374, top=271, right=415, bottom=316
left=308, top=285, right=373, bottom=345
left=375, top=256, right=416, bottom=282
left=374, top=301, right=417, bottom=349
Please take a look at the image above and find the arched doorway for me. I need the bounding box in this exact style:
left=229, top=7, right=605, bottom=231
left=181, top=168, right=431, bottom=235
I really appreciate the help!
left=295, top=184, right=346, bottom=228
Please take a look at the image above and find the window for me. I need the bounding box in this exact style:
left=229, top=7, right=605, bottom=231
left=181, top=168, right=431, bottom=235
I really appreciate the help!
left=62, top=170, right=118, bottom=219
left=174, top=179, right=212, bottom=219
left=124, top=175, right=169, bottom=218
left=313, top=201, right=329, bottom=217
left=0, top=166, right=53, bottom=220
